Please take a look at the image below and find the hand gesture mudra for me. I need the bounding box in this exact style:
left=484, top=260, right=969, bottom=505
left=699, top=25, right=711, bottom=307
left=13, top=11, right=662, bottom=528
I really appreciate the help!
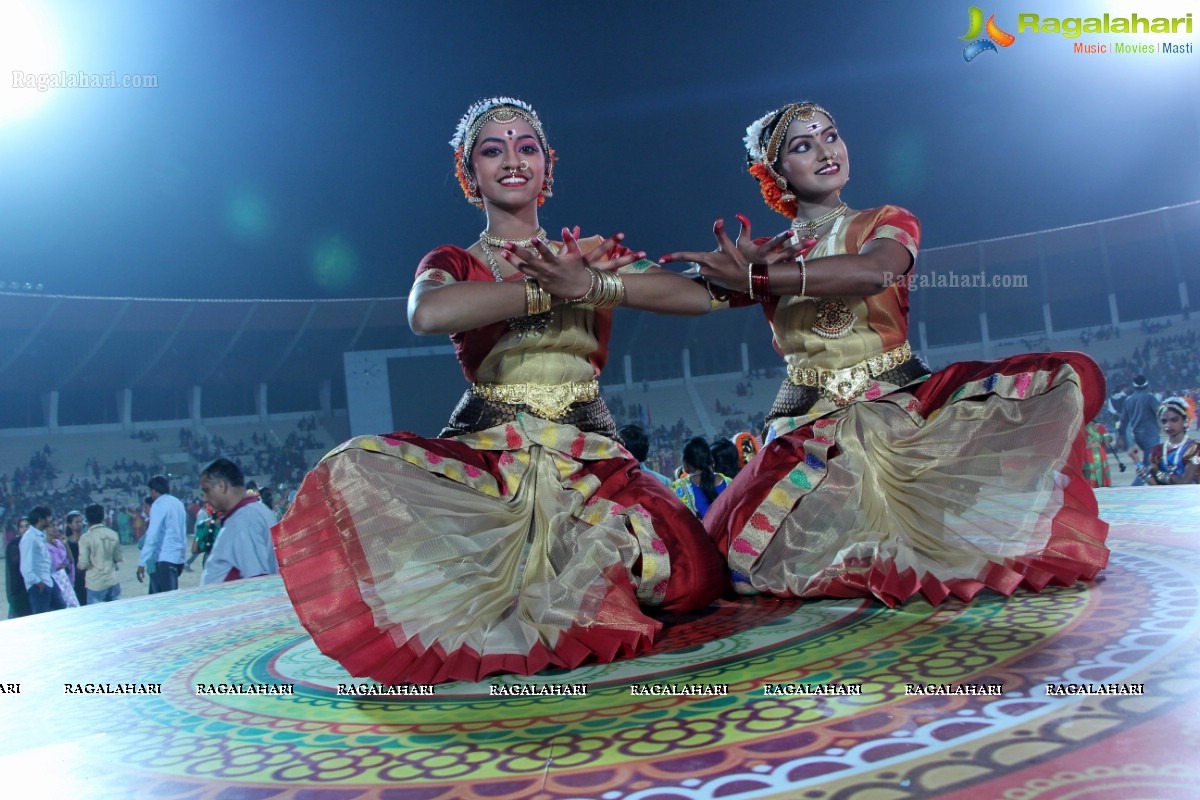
left=661, top=216, right=797, bottom=291
left=502, top=227, right=644, bottom=300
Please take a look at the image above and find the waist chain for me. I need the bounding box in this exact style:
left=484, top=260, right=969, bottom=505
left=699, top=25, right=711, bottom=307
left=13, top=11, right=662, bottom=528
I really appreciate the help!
left=786, top=342, right=914, bottom=407
left=472, top=379, right=600, bottom=420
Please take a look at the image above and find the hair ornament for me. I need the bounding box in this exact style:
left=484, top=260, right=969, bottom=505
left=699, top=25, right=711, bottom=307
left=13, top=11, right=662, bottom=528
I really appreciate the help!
left=450, top=97, right=554, bottom=207
left=744, top=101, right=837, bottom=219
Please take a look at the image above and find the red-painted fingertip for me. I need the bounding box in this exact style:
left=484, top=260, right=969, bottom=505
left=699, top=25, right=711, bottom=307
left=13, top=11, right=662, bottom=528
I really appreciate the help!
left=561, top=227, right=573, bottom=240
left=659, top=255, right=674, bottom=263
left=499, top=249, right=511, bottom=258
left=502, top=242, right=515, bottom=251
left=714, top=218, right=725, bottom=232
left=736, top=214, right=750, bottom=227
left=636, top=251, right=647, bottom=259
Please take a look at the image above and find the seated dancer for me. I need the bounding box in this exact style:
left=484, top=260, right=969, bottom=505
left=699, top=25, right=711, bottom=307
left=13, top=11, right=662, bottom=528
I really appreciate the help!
left=274, top=97, right=725, bottom=685
left=1137, top=397, right=1199, bottom=485
left=664, top=100, right=1110, bottom=606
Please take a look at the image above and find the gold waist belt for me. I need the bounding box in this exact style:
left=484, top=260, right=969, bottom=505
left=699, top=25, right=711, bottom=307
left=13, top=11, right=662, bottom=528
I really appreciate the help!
left=472, top=379, right=600, bottom=419
left=786, top=342, right=913, bottom=407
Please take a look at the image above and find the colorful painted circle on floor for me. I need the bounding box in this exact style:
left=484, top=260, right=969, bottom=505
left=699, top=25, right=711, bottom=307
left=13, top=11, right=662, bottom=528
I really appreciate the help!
left=4, top=489, right=1198, bottom=799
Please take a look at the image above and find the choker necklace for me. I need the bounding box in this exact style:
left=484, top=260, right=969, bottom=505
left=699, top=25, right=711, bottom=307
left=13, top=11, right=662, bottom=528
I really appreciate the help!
left=791, top=203, right=848, bottom=239
left=480, top=227, right=546, bottom=249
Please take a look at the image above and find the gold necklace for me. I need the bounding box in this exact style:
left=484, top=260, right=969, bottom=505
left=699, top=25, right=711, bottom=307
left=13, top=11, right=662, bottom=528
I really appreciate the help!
left=476, top=235, right=556, bottom=335
left=791, top=203, right=848, bottom=238
left=480, top=227, right=546, bottom=249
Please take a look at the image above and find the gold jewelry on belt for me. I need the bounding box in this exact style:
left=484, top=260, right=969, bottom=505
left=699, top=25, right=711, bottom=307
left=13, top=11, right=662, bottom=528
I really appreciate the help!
left=472, top=379, right=600, bottom=419
left=786, top=342, right=913, bottom=407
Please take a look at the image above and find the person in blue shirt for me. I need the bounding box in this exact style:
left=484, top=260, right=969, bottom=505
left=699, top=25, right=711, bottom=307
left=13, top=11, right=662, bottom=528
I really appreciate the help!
left=670, top=438, right=731, bottom=520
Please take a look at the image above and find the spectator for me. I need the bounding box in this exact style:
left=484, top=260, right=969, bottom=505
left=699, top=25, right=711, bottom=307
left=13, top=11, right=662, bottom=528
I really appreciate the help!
left=711, top=439, right=742, bottom=479
left=1117, top=375, right=1163, bottom=485
left=5, top=517, right=31, bottom=617
left=78, top=504, right=123, bottom=604
left=137, top=475, right=188, bottom=593
left=617, top=424, right=673, bottom=487
left=200, top=458, right=279, bottom=585
left=21, top=506, right=64, bottom=615
left=670, top=438, right=731, bottom=520
left=64, top=510, right=88, bottom=605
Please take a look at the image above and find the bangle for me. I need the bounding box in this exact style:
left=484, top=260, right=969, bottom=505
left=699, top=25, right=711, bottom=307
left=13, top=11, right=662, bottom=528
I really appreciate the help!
left=568, top=268, right=600, bottom=304
left=748, top=262, right=770, bottom=300
left=797, top=253, right=807, bottom=296
left=1155, top=471, right=1170, bottom=484
left=525, top=279, right=551, bottom=315
left=576, top=267, right=625, bottom=308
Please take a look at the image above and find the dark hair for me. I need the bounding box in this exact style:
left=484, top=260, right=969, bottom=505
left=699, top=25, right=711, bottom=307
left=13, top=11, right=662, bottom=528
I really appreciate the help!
left=85, top=504, right=105, bottom=525
left=259, top=487, right=274, bottom=509
left=66, top=510, right=83, bottom=526
left=711, top=439, right=740, bottom=478
left=202, top=457, right=245, bottom=488
left=28, top=506, right=51, bottom=526
left=681, top=437, right=719, bottom=503
left=618, top=424, right=650, bottom=462
left=148, top=474, right=171, bottom=495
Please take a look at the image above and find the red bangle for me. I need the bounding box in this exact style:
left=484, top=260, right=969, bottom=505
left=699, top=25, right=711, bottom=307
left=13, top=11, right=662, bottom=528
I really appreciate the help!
left=749, top=262, right=770, bottom=300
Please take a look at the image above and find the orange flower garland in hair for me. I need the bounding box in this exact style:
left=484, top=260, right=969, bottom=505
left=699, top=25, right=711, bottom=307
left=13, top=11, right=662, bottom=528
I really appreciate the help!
left=745, top=102, right=836, bottom=220
left=748, top=162, right=797, bottom=219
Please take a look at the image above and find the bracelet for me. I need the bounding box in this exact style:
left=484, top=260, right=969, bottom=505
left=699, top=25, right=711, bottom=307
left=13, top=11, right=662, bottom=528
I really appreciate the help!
left=796, top=252, right=807, bottom=296
left=748, top=262, right=770, bottom=300
left=1155, top=471, right=1170, bottom=484
left=524, top=279, right=552, bottom=315
left=568, top=268, right=600, bottom=304
left=575, top=267, right=625, bottom=308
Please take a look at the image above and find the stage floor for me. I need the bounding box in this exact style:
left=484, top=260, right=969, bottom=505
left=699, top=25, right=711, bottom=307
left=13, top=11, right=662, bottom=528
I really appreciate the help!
left=2, top=487, right=1197, bottom=799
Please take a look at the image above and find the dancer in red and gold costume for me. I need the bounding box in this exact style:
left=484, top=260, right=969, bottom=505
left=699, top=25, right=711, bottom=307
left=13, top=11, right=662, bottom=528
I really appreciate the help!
left=665, top=101, right=1109, bottom=606
left=274, top=98, right=724, bottom=685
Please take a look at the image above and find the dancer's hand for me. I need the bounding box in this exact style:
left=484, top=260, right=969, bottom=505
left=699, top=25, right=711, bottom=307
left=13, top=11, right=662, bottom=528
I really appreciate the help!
left=502, top=228, right=643, bottom=301
left=660, top=218, right=795, bottom=291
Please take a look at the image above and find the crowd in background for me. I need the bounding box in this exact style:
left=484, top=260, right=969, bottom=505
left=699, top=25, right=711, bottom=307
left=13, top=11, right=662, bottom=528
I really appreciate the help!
left=2, top=329, right=1198, bottom=599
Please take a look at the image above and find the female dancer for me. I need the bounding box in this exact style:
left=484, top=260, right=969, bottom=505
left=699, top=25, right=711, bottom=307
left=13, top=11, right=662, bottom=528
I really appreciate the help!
left=1138, top=397, right=1200, bottom=485
left=274, top=98, right=725, bottom=686
left=665, top=101, right=1110, bottom=606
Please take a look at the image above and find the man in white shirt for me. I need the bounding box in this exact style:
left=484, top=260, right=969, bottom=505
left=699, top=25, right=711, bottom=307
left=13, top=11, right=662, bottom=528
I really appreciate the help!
left=20, top=506, right=65, bottom=614
left=200, top=458, right=279, bottom=585
left=137, top=475, right=188, bottom=593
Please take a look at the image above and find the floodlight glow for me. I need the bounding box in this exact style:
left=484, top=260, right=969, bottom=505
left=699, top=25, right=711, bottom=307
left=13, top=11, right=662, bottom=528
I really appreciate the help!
left=0, top=1, right=62, bottom=124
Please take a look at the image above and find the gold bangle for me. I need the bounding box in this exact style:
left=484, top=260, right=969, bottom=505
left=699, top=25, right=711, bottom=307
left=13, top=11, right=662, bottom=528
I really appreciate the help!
left=570, top=268, right=600, bottom=304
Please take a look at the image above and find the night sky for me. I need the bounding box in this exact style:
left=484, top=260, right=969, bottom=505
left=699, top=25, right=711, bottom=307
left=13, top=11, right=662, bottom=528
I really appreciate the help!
left=1, top=0, right=1197, bottom=300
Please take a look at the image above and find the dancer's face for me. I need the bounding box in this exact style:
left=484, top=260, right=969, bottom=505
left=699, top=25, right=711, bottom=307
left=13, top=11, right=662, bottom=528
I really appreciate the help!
left=1161, top=409, right=1186, bottom=438
left=777, top=112, right=848, bottom=202
left=470, top=118, right=547, bottom=210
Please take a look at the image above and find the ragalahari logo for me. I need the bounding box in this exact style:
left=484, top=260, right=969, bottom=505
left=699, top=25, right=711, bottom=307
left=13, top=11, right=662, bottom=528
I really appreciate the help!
left=961, top=7, right=1016, bottom=61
